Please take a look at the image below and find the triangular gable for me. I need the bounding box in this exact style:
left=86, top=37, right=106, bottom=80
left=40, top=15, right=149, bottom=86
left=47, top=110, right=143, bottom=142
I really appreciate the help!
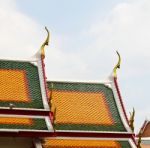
left=0, top=60, right=47, bottom=110
left=0, top=28, right=53, bottom=136
left=47, top=79, right=131, bottom=134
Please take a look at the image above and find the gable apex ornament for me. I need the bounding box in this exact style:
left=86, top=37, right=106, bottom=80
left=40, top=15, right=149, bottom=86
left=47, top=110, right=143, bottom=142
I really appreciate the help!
left=129, top=108, right=135, bottom=132
left=113, top=51, right=121, bottom=77
left=41, top=27, right=50, bottom=59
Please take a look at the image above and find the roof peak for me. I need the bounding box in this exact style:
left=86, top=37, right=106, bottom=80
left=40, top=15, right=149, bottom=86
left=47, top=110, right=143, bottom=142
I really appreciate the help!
left=112, top=51, right=121, bottom=78
left=0, top=27, right=50, bottom=62
left=47, top=79, right=113, bottom=85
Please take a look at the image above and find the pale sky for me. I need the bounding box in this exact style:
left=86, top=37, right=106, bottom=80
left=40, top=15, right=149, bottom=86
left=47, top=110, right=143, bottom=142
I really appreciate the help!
left=0, top=0, right=149, bottom=133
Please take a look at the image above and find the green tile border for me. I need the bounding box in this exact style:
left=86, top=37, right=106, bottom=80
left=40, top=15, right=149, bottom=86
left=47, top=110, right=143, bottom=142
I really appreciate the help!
left=119, top=141, right=132, bottom=148
left=48, top=81, right=126, bottom=132
left=43, top=139, right=132, bottom=148
left=0, top=118, right=48, bottom=130
left=0, top=60, right=44, bottom=109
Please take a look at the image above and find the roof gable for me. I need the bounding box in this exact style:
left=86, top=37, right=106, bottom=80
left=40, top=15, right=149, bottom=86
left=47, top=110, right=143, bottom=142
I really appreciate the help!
left=0, top=115, right=48, bottom=131
left=0, top=58, right=53, bottom=134
left=47, top=81, right=129, bottom=133
left=0, top=27, right=53, bottom=135
left=0, top=60, right=44, bottom=109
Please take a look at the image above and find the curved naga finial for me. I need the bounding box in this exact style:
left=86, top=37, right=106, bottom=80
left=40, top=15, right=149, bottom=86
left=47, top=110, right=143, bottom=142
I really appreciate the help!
left=129, top=108, right=135, bottom=132
left=113, top=51, right=121, bottom=77
left=40, top=26, right=50, bottom=59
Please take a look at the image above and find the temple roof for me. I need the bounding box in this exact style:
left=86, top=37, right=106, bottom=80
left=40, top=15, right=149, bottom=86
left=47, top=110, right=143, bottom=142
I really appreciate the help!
left=0, top=115, right=49, bottom=131
left=0, top=28, right=53, bottom=135
left=0, top=28, right=137, bottom=147
left=0, top=58, right=53, bottom=134
left=43, top=138, right=136, bottom=148
left=0, top=60, right=46, bottom=110
left=47, top=79, right=131, bottom=134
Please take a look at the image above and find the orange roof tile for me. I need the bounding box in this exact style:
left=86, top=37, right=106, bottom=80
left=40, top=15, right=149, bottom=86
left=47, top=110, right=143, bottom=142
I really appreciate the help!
left=0, top=115, right=49, bottom=131
left=0, top=60, right=45, bottom=109
left=0, top=117, right=33, bottom=125
left=48, top=81, right=127, bottom=132
left=0, top=70, right=31, bottom=102
left=43, top=139, right=121, bottom=148
left=51, top=90, right=114, bottom=125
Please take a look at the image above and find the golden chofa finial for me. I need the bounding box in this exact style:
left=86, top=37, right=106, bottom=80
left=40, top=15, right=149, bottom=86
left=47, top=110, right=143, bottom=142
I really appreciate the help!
left=129, top=108, right=135, bottom=132
left=40, top=26, right=50, bottom=59
left=113, top=51, right=121, bottom=77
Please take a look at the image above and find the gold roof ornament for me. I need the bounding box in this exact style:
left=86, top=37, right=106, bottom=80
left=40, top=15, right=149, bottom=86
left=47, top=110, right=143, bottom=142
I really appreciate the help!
left=49, top=83, right=54, bottom=108
left=40, top=27, right=50, bottom=59
left=129, top=108, right=135, bottom=132
left=113, top=51, right=121, bottom=77
left=49, top=83, right=56, bottom=127
left=137, top=131, right=142, bottom=148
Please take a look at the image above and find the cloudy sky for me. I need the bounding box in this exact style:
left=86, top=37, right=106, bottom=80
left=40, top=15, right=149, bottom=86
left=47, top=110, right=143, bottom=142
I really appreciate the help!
left=0, top=0, right=149, bottom=132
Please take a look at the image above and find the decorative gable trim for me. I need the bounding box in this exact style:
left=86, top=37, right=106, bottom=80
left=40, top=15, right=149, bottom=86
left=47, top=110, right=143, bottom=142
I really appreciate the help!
left=37, top=58, right=49, bottom=110
left=110, top=76, right=132, bottom=133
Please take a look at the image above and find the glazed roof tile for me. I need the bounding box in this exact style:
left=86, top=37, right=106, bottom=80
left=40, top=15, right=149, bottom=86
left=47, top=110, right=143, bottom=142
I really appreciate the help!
left=0, top=115, right=50, bottom=131
left=0, top=58, right=53, bottom=134
left=0, top=28, right=52, bottom=135
left=0, top=60, right=47, bottom=110
left=47, top=81, right=129, bottom=132
left=43, top=138, right=136, bottom=148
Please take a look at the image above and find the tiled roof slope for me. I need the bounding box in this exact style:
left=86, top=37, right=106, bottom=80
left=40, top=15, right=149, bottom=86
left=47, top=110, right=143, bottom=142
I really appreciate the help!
left=47, top=80, right=130, bottom=133
left=45, top=79, right=137, bottom=148
left=0, top=27, right=52, bottom=137
left=0, top=115, right=48, bottom=131
left=0, top=57, right=52, bottom=134
left=0, top=60, right=44, bottom=109
left=43, top=138, right=135, bottom=148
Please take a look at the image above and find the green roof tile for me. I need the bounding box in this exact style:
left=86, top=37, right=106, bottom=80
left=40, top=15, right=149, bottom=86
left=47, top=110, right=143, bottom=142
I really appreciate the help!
left=0, top=116, right=48, bottom=131
left=0, top=60, right=44, bottom=109
left=47, top=81, right=126, bottom=132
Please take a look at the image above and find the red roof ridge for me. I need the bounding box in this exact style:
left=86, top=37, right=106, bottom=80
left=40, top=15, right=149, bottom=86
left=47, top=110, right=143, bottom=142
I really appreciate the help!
left=109, top=76, right=132, bottom=133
